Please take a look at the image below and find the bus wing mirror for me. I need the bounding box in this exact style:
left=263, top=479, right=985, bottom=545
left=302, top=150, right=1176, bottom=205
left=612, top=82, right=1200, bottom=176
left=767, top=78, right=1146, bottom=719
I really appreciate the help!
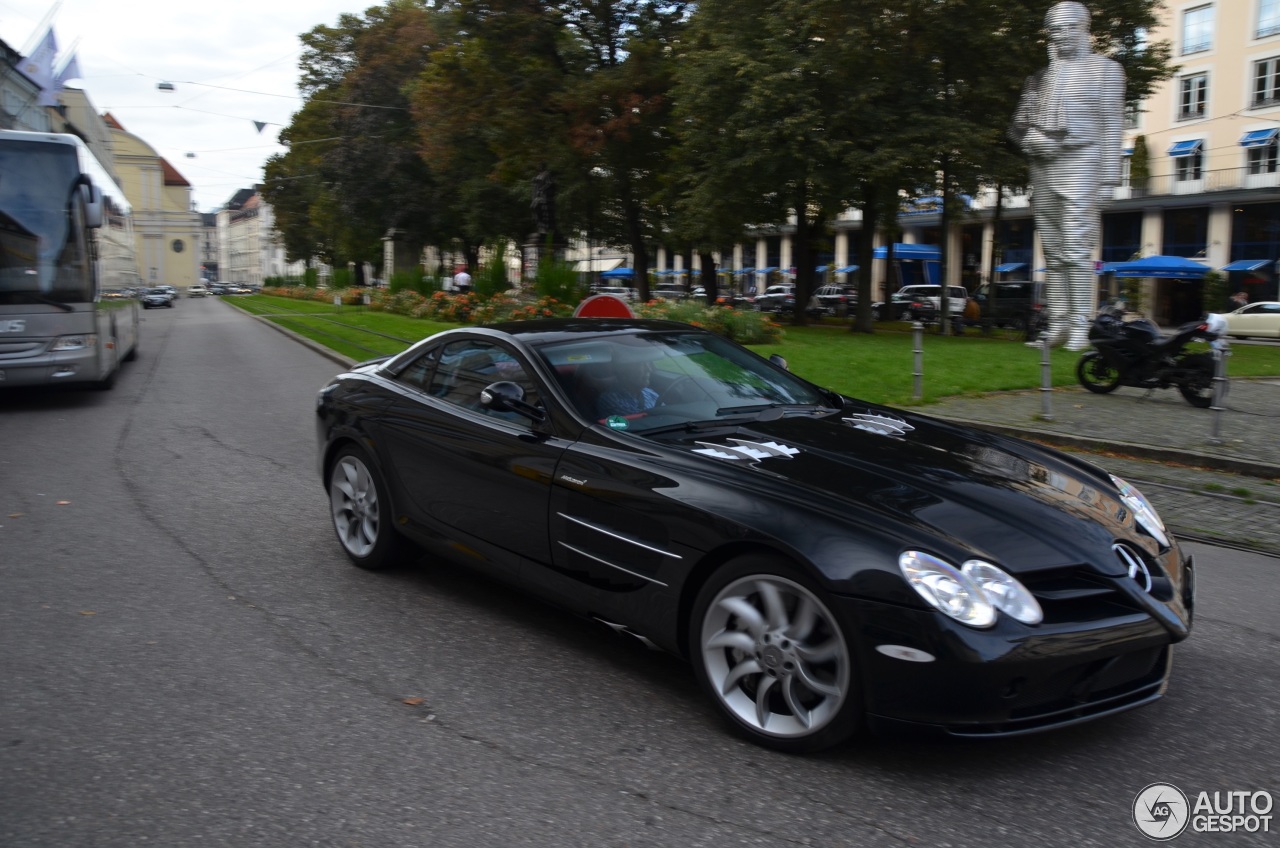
left=79, top=180, right=103, bottom=228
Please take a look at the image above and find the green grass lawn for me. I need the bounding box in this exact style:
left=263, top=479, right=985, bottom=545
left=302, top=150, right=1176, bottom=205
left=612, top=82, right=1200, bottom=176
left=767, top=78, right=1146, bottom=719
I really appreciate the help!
left=226, top=295, right=1280, bottom=408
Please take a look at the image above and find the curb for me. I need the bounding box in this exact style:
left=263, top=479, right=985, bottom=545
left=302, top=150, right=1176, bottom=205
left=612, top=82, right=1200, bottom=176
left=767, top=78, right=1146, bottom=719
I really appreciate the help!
left=936, top=415, right=1280, bottom=480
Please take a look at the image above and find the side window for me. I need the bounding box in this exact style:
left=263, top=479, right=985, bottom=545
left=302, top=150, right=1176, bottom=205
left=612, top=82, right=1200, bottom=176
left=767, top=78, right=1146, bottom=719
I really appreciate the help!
left=395, top=346, right=439, bottom=391
left=428, top=339, right=540, bottom=420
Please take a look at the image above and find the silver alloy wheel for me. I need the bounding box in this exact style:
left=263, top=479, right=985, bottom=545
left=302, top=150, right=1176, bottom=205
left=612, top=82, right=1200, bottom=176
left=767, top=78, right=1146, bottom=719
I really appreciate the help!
left=700, top=574, right=851, bottom=739
left=330, top=455, right=380, bottom=558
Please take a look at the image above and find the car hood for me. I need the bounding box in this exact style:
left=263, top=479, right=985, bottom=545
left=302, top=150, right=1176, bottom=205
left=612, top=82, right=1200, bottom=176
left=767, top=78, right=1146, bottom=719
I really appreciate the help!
left=653, top=406, right=1154, bottom=575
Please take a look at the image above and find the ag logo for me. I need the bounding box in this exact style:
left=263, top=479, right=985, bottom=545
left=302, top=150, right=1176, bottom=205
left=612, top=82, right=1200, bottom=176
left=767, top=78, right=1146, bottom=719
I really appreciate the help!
left=1133, top=782, right=1190, bottom=840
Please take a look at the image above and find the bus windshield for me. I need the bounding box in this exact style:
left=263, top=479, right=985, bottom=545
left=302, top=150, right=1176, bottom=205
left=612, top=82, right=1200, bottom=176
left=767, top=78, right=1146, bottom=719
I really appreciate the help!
left=0, top=139, right=91, bottom=304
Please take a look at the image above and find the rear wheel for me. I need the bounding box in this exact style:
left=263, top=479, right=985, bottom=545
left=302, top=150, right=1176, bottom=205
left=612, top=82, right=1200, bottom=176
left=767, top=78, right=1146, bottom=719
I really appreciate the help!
left=1076, top=351, right=1121, bottom=394
left=327, top=444, right=411, bottom=570
left=691, top=555, right=861, bottom=753
left=1003, top=315, right=1028, bottom=341
left=1177, top=352, right=1217, bottom=409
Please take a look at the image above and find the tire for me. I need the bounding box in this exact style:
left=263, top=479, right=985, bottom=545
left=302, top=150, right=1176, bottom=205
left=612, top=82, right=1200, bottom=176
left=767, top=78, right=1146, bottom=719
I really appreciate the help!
left=1177, top=352, right=1217, bottom=409
left=1076, top=351, right=1121, bottom=394
left=870, top=306, right=882, bottom=322
left=327, top=443, right=410, bottom=570
left=900, top=308, right=913, bottom=322
left=690, top=555, right=861, bottom=753
left=1003, top=316, right=1027, bottom=341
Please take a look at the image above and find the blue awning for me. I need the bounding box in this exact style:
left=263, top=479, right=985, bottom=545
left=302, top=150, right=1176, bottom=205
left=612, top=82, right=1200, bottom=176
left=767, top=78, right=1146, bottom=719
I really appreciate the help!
left=733, top=268, right=755, bottom=275
left=814, top=265, right=827, bottom=273
left=834, top=265, right=859, bottom=274
left=1167, top=139, right=1203, bottom=157
left=1222, top=259, right=1270, bottom=272
left=872, top=243, right=942, bottom=260
left=995, top=262, right=1026, bottom=273
left=1240, top=129, right=1279, bottom=148
left=760, top=266, right=778, bottom=273
left=1122, top=146, right=1134, bottom=157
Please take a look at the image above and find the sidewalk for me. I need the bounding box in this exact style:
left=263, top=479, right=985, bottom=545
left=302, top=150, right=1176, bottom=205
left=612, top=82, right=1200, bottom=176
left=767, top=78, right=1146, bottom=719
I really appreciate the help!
left=922, top=378, right=1280, bottom=556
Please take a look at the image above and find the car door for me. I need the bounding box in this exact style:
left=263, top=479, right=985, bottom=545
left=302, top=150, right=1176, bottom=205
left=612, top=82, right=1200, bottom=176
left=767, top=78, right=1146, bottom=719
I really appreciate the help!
left=374, top=337, right=572, bottom=573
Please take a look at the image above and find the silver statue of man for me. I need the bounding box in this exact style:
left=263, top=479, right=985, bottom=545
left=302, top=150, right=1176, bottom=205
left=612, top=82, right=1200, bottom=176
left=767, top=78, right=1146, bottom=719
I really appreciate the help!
left=1009, top=1, right=1125, bottom=350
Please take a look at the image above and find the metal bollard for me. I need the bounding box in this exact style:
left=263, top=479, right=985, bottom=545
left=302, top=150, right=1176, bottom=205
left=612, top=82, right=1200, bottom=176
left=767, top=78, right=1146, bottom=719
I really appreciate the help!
left=1207, top=344, right=1230, bottom=445
left=912, top=321, right=923, bottom=400
left=1039, top=335, right=1054, bottom=421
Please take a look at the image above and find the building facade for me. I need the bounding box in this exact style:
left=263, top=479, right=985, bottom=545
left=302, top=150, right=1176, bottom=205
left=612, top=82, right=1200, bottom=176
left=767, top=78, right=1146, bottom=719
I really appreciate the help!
left=1, top=37, right=50, bottom=132
left=100, top=113, right=202, bottom=290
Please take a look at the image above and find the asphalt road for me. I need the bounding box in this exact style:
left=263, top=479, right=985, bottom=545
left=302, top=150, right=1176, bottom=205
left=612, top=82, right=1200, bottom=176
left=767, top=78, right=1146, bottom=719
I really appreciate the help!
left=1, top=298, right=1276, bottom=848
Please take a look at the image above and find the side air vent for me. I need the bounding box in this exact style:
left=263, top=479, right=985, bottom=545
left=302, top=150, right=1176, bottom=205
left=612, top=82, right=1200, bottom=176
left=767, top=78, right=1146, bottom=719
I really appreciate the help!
left=843, top=412, right=914, bottom=436
left=692, top=438, right=800, bottom=462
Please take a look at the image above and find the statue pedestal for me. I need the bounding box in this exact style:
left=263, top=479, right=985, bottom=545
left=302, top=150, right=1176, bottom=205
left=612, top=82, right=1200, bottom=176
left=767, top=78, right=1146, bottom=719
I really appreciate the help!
left=523, top=233, right=568, bottom=281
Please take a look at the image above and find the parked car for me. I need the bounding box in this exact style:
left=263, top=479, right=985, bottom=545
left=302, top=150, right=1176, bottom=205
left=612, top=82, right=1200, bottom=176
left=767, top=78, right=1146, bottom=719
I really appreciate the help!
left=1222, top=301, right=1280, bottom=339
left=899, top=284, right=968, bottom=317
left=316, top=318, right=1193, bottom=753
left=650, top=286, right=687, bottom=301
left=187, top=284, right=208, bottom=298
left=592, top=286, right=638, bottom=302
left=871, top=290, right=935, bottom=322
left=809, top=285, right=857, bottom=317
left=971, top=281, right=1042, bottom=332
left=141, top=288, right=174, bottom=308
left=753, top=283, right=796, bottom=313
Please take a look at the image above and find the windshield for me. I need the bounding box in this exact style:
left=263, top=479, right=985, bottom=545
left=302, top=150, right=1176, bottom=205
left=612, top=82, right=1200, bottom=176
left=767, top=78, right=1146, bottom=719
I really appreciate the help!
left=0, top=140, right=91, bottom=304
left=534, top=330, right=831, bottom=433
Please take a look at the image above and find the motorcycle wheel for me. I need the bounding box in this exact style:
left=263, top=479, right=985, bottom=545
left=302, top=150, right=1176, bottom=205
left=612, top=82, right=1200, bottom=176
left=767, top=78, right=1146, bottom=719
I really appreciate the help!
left=1177, top=352, right=1217, bottom=409
left=1076, top=351, right=1121, bottom=394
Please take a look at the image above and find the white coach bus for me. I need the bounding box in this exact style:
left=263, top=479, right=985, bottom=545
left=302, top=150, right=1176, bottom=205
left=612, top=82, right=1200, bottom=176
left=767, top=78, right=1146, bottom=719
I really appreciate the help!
left=0, top=130, right=141, bottom=389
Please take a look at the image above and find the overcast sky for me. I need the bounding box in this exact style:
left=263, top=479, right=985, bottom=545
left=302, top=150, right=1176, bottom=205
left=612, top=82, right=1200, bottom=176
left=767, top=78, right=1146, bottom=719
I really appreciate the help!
left=1, top=0, right=367, bottom=212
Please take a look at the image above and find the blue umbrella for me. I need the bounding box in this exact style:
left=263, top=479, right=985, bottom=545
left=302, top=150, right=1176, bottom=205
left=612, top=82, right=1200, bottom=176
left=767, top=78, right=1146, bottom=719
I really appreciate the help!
left=600, top=267, right=635, bottom=279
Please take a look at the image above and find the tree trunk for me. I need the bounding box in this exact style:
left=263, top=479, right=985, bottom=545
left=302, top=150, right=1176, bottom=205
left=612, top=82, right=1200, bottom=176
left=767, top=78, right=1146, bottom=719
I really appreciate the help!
left=699, top=252, right=718, bottom=304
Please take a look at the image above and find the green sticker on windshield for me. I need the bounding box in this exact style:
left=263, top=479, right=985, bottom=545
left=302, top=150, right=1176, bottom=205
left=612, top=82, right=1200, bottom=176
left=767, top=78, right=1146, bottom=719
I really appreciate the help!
left=605, top=416, right=630, bottom=430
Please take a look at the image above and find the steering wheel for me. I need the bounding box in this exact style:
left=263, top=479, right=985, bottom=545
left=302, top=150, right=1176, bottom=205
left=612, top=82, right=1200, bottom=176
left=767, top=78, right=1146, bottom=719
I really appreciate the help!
left=657, top=375, right=700, bottom=406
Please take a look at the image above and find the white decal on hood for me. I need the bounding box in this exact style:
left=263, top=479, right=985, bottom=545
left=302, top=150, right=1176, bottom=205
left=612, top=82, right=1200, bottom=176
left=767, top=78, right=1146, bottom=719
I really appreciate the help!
left=692, top=438, right=800, bottom=462
left=843, top=412, right=914, bottom=436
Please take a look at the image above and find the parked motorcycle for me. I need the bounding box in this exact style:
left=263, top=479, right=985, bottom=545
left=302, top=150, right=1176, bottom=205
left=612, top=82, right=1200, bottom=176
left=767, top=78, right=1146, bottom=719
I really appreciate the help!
left=1075, top=308, right=1226, bottom=408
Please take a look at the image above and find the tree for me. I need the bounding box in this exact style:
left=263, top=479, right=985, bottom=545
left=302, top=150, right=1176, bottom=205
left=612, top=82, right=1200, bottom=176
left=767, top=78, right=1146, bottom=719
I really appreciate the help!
left=673, top=0, right=864, bottom=324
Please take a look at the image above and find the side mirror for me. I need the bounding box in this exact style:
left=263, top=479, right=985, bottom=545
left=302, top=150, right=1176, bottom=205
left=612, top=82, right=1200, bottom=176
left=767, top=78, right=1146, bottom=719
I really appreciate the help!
left=768, top=354, right=789, bottom=371
left=78, top=178, right=103, bottom=229
left=480, top=381, right=545, bottom=423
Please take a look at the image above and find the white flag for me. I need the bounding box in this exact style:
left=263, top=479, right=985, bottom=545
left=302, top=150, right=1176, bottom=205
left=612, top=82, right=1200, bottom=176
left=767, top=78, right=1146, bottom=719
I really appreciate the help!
left=55, top=51, right=83, bottom=88
left=21, top=26, right=59, bottom=106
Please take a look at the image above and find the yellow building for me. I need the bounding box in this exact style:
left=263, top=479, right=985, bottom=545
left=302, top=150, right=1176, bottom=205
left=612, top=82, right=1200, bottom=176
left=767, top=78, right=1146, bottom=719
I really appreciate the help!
left=102, top=113, right=202, bottom=290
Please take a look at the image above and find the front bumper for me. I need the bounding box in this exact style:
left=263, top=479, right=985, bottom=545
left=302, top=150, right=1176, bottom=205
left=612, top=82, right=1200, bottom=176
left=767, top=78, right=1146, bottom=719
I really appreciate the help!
left=840, top=554, right=1193, bottom=737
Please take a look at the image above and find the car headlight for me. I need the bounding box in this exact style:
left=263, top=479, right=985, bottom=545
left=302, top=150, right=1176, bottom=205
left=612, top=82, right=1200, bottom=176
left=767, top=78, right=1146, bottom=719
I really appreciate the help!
left=50, top=334, right=96, bottom=351
left=960, top=560, right=1043, bottom=625
left=1110, top=474, right=1169, bottom=548
left=898, top=551, right=1042, bottom=628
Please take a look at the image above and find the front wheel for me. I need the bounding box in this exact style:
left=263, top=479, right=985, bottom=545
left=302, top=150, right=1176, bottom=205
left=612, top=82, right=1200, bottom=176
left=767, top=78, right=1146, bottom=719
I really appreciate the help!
left=1177, top=352, right=1217, bottom=409
left=691, top=555, right=861, bottom=753
left=327, top=444, right=411, bottom=570
left=1076, top=351, right=1121, bottom=394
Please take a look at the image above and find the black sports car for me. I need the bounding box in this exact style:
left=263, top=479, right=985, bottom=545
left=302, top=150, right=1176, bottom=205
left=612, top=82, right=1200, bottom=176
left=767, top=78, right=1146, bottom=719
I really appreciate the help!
left=315, top=318, right=1193, bottom=752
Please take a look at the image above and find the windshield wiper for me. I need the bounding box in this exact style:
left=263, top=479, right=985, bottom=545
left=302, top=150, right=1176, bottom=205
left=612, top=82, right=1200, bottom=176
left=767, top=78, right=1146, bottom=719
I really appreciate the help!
left=714, top=403, right=833, bottom=418
left=640, top=416, right=761, bottom=436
